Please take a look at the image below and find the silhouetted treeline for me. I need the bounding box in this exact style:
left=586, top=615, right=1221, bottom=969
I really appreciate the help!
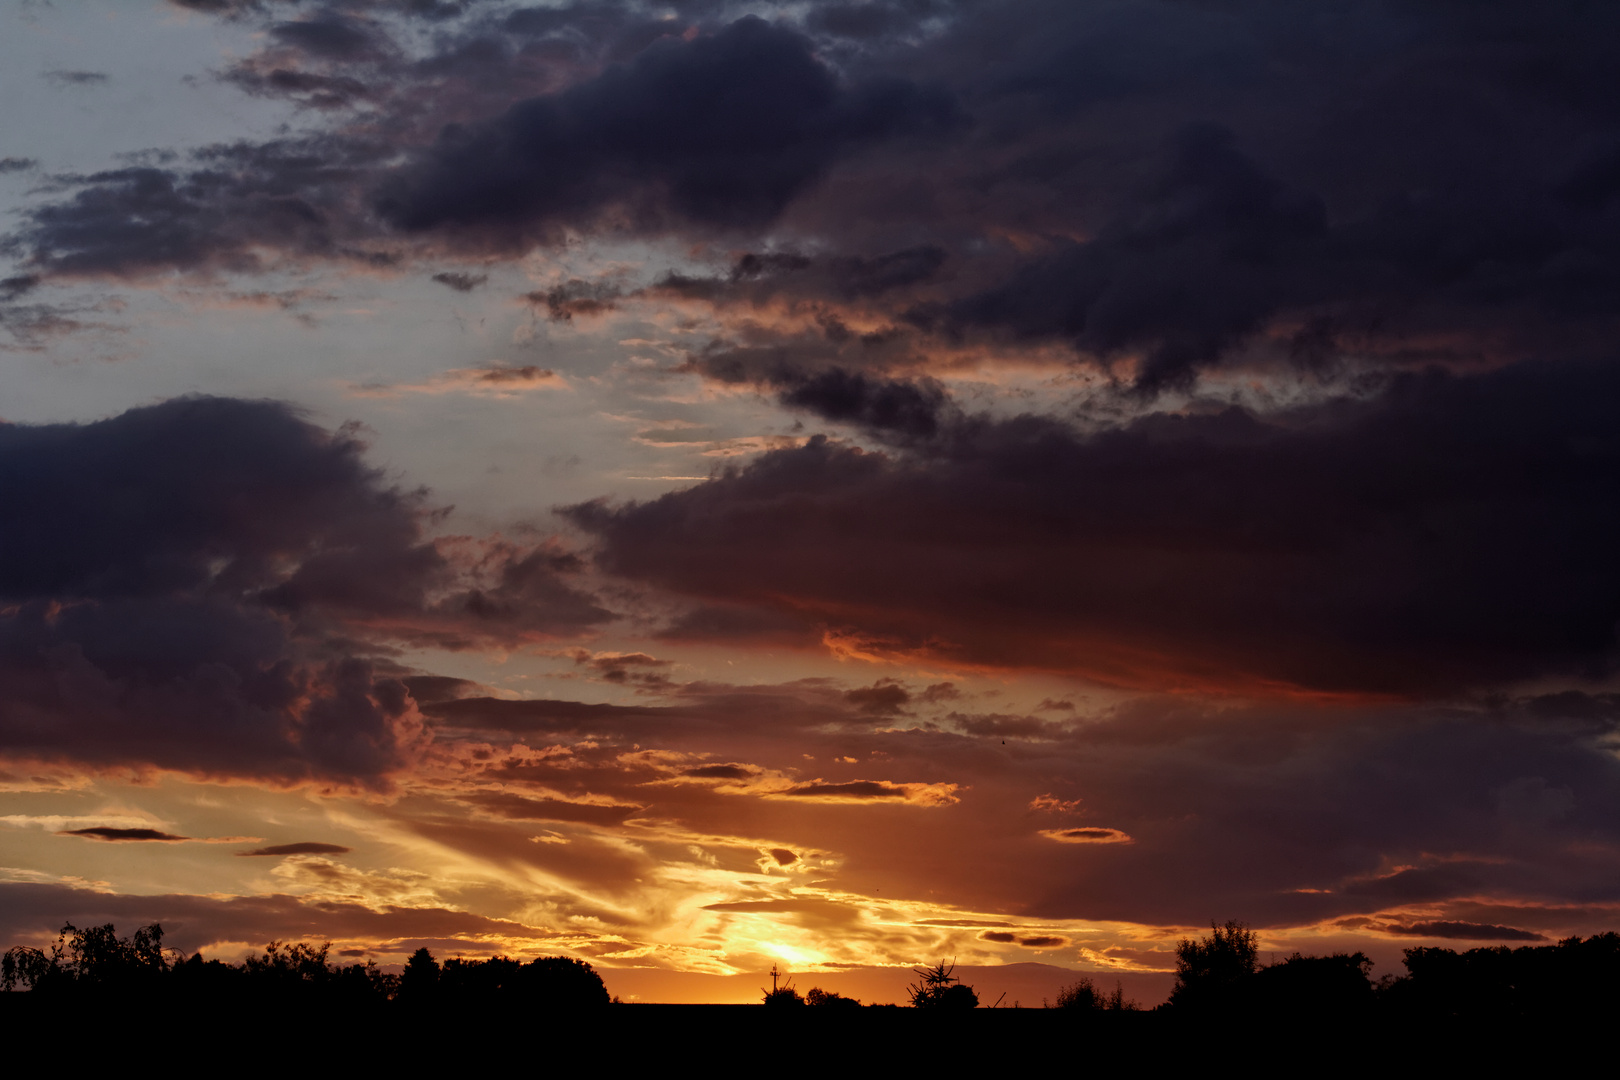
left=8, top=918, right=1620, bottom=1030
left=1, top=923, right=607, bottom=1011
left=1162, top=921, right=1620, bottom=1026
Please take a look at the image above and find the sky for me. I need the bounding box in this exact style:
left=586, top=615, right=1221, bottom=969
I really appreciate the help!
left=2, top=0, right=1619, bottom=1005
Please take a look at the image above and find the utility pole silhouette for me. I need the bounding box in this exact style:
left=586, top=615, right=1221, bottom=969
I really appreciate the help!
left=769, top=964, right=781, bottom=994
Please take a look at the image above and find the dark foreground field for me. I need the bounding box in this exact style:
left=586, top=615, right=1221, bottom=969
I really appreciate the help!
left=0, top=997, right=1589, bottom=1072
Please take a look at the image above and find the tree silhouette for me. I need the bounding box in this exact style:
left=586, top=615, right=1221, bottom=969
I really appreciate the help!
left=399, top=947, right=441, bottom=1003
left=2, top=923, right=169, bottom=993
left=908, top=961, right=978, bottom=1008
left=1169, top=921, right=1258, bottom=1012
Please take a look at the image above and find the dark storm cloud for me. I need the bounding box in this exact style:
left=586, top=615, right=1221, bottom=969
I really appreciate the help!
left=237, top=842, right=353, bottom=856
left=0, top=158, right=37, bottom=174
left=15, top=0, right=1620, bottom=396
left=570, top=359, right=1620, bottom=696
left=930, top=123, right=1329, bottom=394
left=60, top=827, right=189, bottom=842
left=664, top=2, right=1620, bottom=392
left=14, top=11, right=959, bottom=277
left=0, top=395, right=607, bottom=783
left=374, top=16, right=960, bottom=242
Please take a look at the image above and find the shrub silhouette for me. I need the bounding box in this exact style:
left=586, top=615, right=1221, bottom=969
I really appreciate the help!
left=806, top=987, right=863, bottom=1008
left=909, top=961, right=978, bottom=1008
left=1051, top=975, right=1137, bottom=1011
left=762, top=986, right=806, bottom=1006
left=437, top=953, right=608, bottom=1007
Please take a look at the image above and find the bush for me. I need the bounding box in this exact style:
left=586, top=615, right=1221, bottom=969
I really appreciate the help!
left=806, top=987, right=862, bottom=1007
left=909, top=961, right=978, bottom=1009
left=1051, top=976, right=1137, bottom=1011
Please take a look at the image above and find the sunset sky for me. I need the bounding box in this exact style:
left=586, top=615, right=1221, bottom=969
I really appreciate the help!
left=2, top=0, right=1618, bottom=1005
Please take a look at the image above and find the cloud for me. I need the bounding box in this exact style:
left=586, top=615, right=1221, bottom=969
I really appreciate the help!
left=0, top=395, right=608, bottom=784
left=1374, top=920, right=1546, bottom=943
left=774, top=780, right=960, bottom=806
left=43, top=71, right=110, bottom=87
left=430, top=271, right=487, bottom=292
left=12, top=0, right=1619, bottom=406
left=59, top=827, right=188, bottom=842
left=681, top=764, right=756, bottom=781
left=569, top=360, right=1620, bottom=696
left=1040, top=827, right=1133, bottom=845
left=844, top=679, right=909, bottom=717
left=374, top=16, right=961, bottom=244
left=976, top=929, right=1067, bottom=948
left=236, top=842, right=353, bottom=857
left=270, top=14, right=385, bottom=61
left=348, top=364, right=566, bottom=398
left=461, top=791, right=646, bottom=826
